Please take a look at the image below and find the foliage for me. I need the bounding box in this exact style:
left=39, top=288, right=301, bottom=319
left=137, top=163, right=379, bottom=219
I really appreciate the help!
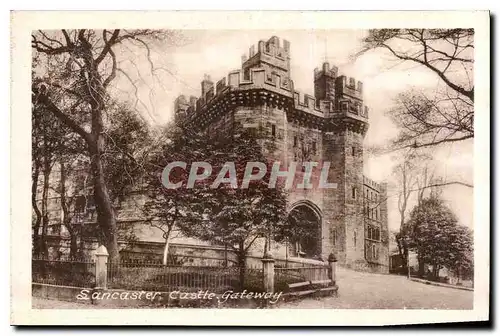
left=144, top=124, right=291, bottom=269
left=32, top=29, right=175, bottom=261
left=403, top=196, right=473, bottom=277
left=102, top=101, right=153, bottom=203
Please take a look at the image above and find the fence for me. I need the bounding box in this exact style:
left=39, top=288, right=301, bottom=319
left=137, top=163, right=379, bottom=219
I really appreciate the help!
left=32, top=257, right=95, bottom=287
left=32, top=245, right=337, bottom=295
left=107, top=261, right=262, bottom=292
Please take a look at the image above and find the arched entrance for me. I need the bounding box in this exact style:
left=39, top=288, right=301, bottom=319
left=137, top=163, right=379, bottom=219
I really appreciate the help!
left=287, top=201, right=322, bottom=259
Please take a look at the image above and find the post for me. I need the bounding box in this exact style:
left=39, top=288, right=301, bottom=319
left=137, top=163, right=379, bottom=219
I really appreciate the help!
left=262, top=250, right=275, bottom=293
left=406, top=245, right=411, bottom=279
left=328, top=252, right=337, bottom=284
left=95, top=245, right=109, bottom=289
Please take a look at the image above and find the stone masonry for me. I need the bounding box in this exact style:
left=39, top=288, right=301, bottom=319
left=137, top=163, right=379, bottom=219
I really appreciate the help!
left=174, top=36, right=389, bottom=273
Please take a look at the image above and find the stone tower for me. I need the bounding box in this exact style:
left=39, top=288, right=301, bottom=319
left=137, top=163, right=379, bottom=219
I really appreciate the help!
left=175, top=36, right=389, bottom=273
left=318, top=68, right=370, bottom=266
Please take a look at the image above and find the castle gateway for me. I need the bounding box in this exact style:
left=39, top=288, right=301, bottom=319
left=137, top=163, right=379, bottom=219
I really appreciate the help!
left=174, top=36, right=389, bottom=273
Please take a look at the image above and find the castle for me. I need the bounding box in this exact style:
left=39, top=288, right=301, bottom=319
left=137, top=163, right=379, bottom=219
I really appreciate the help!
left=173, top=36, right=389, bottom=273
left=35, top=36, right=389, bottom=274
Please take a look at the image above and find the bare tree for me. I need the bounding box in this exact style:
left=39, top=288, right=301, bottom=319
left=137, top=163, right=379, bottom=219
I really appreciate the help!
left=391, top=150, right=434, bottom=274
left=31, top=29, right=175, bottom=262
left=359, top=29, right=474, bottom=149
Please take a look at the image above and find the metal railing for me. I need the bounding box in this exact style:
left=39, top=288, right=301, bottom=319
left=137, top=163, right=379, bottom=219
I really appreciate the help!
left=107, top=260, right=263, bottom=293
left=32, top=257, right=95, bottom=287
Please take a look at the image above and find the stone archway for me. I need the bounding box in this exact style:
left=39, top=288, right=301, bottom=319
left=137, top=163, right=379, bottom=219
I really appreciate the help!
left=287, top=201, right=322, bottom=259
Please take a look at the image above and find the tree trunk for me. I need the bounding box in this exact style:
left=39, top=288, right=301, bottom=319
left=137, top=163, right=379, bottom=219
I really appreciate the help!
left=456, top=267, right=462, bottom=285
left=162, top=229, right=171, bottom=265
left=32, top=161, right=42, bottom=258
left=40, top=158, right=51, bottom=258
left=396, top=234, right=407, bottom=274
left=237, top=241, right=246, bottom=291
left=69, top=234, right=78, bottom=259
left=59, top=160, right=80, bottom=260
left=432, top=263, right=439, bottom=280
left=417, top=254, right=425, bottom=278
left=89, top=139, right=120, bottom=263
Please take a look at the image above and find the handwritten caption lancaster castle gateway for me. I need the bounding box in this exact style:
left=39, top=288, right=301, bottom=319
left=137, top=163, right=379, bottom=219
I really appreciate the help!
left=77, top=289, right=283, bottom=304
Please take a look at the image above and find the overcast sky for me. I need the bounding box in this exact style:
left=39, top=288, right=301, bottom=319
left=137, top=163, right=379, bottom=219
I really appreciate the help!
left=113, top=30, right=474, bottom=232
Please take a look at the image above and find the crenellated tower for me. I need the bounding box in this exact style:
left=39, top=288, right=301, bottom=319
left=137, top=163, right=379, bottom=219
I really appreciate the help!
left=172, top=38, right=388, bottom=273
left=317, top=65, right=369, bottom=266
left=241, top=36, right=291, bottom=88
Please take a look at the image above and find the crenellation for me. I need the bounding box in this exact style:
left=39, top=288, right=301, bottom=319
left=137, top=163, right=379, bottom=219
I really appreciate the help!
left=314, top=62, right=338, bottom=80
left=205, top=86, right=215, bottom=102
left=186, top=64, right=369, bottom=126
left=189, top=95, right=197, bottom=108
left=336, top=75, right=364, bottom=100
left=363, top=175, right=382, bottom=192
left=249, top=44, right=256, bottom=58
left=293, top=91, right=323, bottom=114
left=201, top=74, right=214, bottom=98
left=173, top=36, right=387, bottom=273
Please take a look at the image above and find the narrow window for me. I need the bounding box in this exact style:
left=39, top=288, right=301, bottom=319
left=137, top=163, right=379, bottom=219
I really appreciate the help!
left=332, top=229, right=337, bottom=246
left=312, top=141, right=317, bottom=154
left=353, top=231, right=357, bottom=247
left=293, top=136, right=298, bottom=148
left=271, top=124, right=276, bottom=137
left=342, top=102, right=348, bottom=111
left=352, top=186, right=357, bottom=199
left=352, top=146, right=356, bottom=156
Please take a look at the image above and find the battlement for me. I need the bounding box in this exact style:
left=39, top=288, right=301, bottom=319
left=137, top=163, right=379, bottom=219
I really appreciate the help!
left=314, top=62, right=338, bottom=79
left=363, top=176, right=385, bottom=192
left=336, top=75, right=364, bottom=98
left=175, top=36, right=370, bottom=126
left=293, top=91, right=335, bottom=116
left=242, top=36, right=291, bottom=64
left=177, top=66, right=370, bottom=122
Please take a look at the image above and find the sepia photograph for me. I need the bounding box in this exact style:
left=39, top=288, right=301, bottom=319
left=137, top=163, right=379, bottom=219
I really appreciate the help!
left=10, top=11, right=490, bottom=325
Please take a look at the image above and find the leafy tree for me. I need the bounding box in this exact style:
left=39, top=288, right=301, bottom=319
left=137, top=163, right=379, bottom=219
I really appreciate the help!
left=32, top=29, right=174, bottom=262
left=142, top=124, right=214, bottom=265
left=33, top=95, right=151, bottom=259
left=144, top=125, right=291, bottom=286
left=403, top=196, right=473, bottom=280
left=359, top=29, right=474, bottom=150
left=179, top=127, right=289, bottom=286
left=102, top=101, right=153, bottom=204
left=32, top=90, right=82, bottom=257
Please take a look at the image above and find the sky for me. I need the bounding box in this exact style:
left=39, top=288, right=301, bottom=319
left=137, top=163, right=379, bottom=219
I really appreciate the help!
left=113, top=30, right=474, bottom=232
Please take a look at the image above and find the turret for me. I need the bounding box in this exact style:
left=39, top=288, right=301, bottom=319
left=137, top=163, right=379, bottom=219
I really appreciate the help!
left=241, top=36, right=291, bottom=80
left=201, top=74, right=214, bottom=99
left=314, top=62, right=338, bottom=104
left=174, top=95, right=190, bottom=124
